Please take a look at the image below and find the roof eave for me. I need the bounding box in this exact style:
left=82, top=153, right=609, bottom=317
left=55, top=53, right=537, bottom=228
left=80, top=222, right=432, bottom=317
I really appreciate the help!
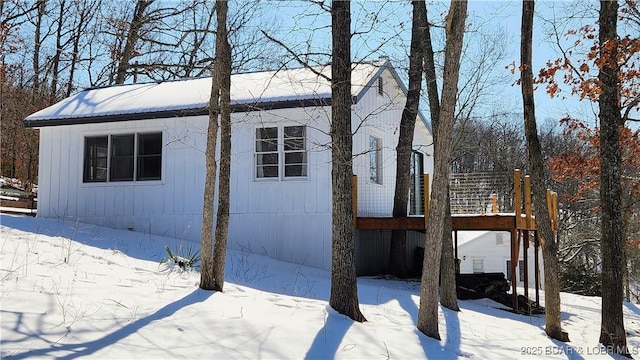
left=23, top=97, right=333, bottom=128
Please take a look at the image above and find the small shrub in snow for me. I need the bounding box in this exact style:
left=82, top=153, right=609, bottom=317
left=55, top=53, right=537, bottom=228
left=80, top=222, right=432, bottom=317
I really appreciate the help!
left=160, top=245, right=200, bottom=272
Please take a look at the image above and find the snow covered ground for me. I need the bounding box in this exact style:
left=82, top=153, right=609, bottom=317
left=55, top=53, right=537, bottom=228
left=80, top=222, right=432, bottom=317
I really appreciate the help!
left=1, top=214, right=639, bottom=359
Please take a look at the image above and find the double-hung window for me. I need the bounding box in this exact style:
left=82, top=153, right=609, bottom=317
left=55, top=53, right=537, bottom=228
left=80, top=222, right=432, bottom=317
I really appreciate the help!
left=256, top=127, right=279, bottom=178
left=473, top=258, right=484, bottom=273
left=84, top=137, right=108, bottom=182
left=256, top=126, right=307, bottom=179
left=83, top=132, right=162, bottom=183
left=409, top=151, right=424, bottom=215
left=369, top=135, right=382, bottom=184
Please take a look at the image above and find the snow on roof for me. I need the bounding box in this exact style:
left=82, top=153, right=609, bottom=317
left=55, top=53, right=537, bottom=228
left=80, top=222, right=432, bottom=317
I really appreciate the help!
left=24, top=60, right=387, bottom=126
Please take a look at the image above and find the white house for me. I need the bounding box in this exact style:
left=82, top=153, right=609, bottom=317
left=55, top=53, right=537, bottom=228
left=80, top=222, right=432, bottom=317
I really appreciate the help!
left=24, top=59, right=434, bottom=272
left=456, top=231, right=544, bottom=289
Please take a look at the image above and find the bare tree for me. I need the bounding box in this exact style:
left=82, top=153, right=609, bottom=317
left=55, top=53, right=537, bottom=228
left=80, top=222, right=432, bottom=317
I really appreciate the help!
left=329, top=0, right=366, bottom=323
left=520, top=0, right=568, bottom=342
left=598, top=0, right=630, bottom=356
left=200, top=1, right=222, bottom=291
left=210, top=0, right=232, bottom=292
left=388, top=0, right=426, bottom=279
left=64, top=0, right=99, bottom=97
left=417, top=0, right=467, bottom=340
left=420, top=0, right=459, bottom=312
left=31, top=0, right=46, bottom=97
left=113, top=0, right=154, bottom=84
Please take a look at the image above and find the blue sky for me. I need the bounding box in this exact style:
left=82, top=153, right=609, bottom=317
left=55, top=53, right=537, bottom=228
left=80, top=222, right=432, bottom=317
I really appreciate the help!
left=267, top=1, right=612, bottom=128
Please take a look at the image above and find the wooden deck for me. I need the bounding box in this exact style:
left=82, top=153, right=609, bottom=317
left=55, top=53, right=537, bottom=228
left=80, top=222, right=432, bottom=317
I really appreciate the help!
left=355, top=213, right=537, bottom=232
left=351, top=170, right=557, bottom=313
left=355, top=212, right=542, bottom=313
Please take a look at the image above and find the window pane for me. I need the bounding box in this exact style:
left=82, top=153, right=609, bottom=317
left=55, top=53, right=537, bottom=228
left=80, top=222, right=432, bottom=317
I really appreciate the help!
left=138, top=156, right=161, bottom=180
left=284, top=126, right=304, bottom=138
left=284, top=126, right=305, bottom=150
left=111, top=135, right=134, bottom=156
left=257, top=165, right=278, bottom=178
left=285, top=165, right=307, bottom=177
left=285, top=152, right=306, bottom=165
left=138, top=133, right=162, bottom=155
left=110, top=135, right=134, bottom=181
left=256, top=139, right=278, bottom=152
left=284, top=138, right=304, bottom=151
left=256, top=127, right=278, bottom=152
left=137, top=133, right=162, bottom=180
left=257, top=153, right=278, bottom=165
left=110, top=157, right=134, bottom=181
left=83, top=137, right=108, bottom=182
left=256, top=127, right=278, bottom=140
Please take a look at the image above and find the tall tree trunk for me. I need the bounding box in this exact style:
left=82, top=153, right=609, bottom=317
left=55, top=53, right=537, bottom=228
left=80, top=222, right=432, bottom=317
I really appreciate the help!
left=114, top=0, right=154, bottom=84
left=32, top=0, right=45, bottom=98
left=211, top=0, right=231, bottom=293
left=67, top=1, right=94, bottom=97
left=520, top=0, right=568, bottom=342
left=598, top=0, right=629, bottom=356
left=329, top=0, right=365, bottom=323
left=417, top=0, right=467, bottom=340
left=50, top=0, right=66, bottom=101
left=440, top=193, right=459, bottom=311
left=421, top=1, right=459, bottom=311
left=199, top=6, right=222, bottom=291
left=389, top=0, right=426, bottom=279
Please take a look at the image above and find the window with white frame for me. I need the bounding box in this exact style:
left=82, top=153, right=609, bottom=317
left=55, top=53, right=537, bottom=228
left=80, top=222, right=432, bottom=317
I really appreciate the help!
left=409, top=151, right=424, bottom=215
left=255, top=126, right=307, bottom=179
left=473, top=258, right=484, bottom=273
left=369, top=135, right=382, bottom=184
left=83, top=132, right=162, bottom=183
left=255, top=127, right=279, bottom=178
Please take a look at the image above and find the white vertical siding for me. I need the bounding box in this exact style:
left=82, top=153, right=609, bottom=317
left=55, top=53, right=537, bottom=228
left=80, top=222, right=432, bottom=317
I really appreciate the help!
left=351, top=69, right=434, bottom=217
left=36, top=127, right=53, bottom=217
left=228, top=106, right=333, bottom=269
left=35, top=69, right=434, bottom=272
left=36, top=109, right=334, bottom=270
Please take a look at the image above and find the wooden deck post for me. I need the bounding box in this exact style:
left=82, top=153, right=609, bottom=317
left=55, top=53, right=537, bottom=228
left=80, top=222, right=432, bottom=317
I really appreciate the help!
left=454, top=230, right=459, bottom=274
left=510, top=229, right=519, bottom=311
left=534, top=230, right=540, bottom=306
left=352, top=175, right=358, bottom=228
left=514, top=169, right=522, bottom=226
left=546, top=189, right=554, bottom=230
left=491, top=194, right=498, bottom=213
left=523, top=230, right=529, bottom=300
left=552, top=191, right=559, bottom=231
left=524, top=175, right=532, bottom=229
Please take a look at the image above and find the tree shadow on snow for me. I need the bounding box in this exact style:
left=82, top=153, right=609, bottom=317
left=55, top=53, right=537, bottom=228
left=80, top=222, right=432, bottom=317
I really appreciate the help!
left=624, top=301, right=640, bottom=316
left=5, top=289, right=214, bottom=359
left=304, top=306, right=354, bottom=359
